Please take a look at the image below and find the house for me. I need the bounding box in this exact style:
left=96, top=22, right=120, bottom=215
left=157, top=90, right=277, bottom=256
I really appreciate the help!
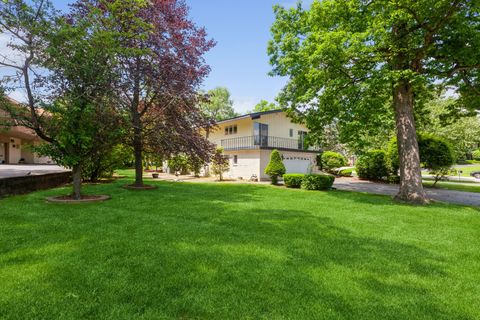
left=207, top=110, right=321, bottom=181
left=0, top=105, right=52, bottom=165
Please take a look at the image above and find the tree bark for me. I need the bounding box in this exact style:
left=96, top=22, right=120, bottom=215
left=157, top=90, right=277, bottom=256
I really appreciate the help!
left=393, top=81, right=428, bottom=204
left=133, top=111, right=143, bottom=187
left=72, top=164, right=82, bottom=200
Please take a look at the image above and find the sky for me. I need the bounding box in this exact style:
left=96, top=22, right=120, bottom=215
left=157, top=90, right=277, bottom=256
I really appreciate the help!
left=1, top=0, right=311, bottom=113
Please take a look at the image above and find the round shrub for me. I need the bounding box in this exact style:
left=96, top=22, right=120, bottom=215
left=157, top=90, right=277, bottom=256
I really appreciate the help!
left=356, top=149, right=389, bottom=181
left=301, top=174, right=335, bottom=190
left=388, top=134, right=455, bottom=175
left=283, top=173, right=304, bottom=188
left=320, top=151, right=348, bottom=173
left=472, top=149, right=480, bottom=161
left=265, top=149, right=286, bottom=185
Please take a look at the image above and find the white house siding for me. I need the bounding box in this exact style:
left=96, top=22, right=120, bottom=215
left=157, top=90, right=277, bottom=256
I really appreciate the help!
left=224, top=150, right=260, bottom=180
left=260, top=149, right=319, bottom=180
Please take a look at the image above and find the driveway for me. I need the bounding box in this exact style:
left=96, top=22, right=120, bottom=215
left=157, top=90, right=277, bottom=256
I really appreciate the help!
left=0, top=164, right=69, bottom=179
left=334, top=177, right=480, bottom=207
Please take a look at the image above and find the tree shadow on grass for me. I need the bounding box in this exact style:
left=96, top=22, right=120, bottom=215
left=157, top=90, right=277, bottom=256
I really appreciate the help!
left=0, top=181, right=477, bottom=319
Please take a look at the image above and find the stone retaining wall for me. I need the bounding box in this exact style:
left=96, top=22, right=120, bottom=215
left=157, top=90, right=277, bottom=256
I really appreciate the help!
left=0, top=172, right=72, bottom=198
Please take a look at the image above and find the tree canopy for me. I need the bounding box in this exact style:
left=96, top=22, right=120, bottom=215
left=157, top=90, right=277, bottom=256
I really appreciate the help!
left=200, top=87, right=237, bottom=121
left=250, top=100, right=279, bottom=113
left=268, top=0, right=480, bottom=203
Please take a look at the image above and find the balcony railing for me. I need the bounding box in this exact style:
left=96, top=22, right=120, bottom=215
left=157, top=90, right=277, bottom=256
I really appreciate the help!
left=220, top=135, right=319, bottom=152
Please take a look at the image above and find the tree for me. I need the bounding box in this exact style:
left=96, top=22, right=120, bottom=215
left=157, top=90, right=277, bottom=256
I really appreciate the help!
left=268, top=0, right=480, bottom=204
left=265, top=149, right=286, bottom=185
left=251, top=100, right=278, bottom=113
left=388, top=134, right=456, bottom=186
left=73, top=0, right=215, bottom=188
left=200, top=87, right=237, bottom=125
left=417, top=96, right=480, bottom=161
left=0, top=0, right=123, bottom=199
left=211, top=147, right=229, bottom=181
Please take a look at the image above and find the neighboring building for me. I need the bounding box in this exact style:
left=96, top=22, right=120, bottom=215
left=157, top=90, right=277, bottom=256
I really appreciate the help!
left=207, top=110, right=320, bottom=181
left=0, top=106, right=52, bottom=165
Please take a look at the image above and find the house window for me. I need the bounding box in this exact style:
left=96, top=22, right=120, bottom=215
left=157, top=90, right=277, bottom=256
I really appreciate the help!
left=225, top=125, right=238, bottom=135
left=289, top=129, right=293, bottom=137
left=233, top=155, right=238, bottom=165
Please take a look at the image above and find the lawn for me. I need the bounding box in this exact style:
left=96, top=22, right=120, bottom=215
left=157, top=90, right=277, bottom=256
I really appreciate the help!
left=1, top=174, right=479, bottom=319
left=423, top=180, right=480, bottom=193
left=454, top=164, right=480, bottom=177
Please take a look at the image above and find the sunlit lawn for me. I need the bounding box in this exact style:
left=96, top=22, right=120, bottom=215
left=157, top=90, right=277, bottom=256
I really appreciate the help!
left=454, top=164, right=480, bottom=177
left=1, top=171, right=479, bottom=319
left=423, top=180, right=480, bottom=193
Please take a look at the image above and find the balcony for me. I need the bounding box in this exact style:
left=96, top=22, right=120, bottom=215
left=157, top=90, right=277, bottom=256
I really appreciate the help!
left=220, top=135, right=320, bottom=152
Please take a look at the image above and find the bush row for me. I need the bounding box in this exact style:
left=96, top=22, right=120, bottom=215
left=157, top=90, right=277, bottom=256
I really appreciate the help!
left=283, top=173, right=335, bottom=190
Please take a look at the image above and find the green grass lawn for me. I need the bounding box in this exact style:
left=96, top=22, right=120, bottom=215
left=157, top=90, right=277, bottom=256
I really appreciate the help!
left=423, top=180, right=480, bottom=193
left=454, top=164, right=480, bottom=177
left=1, top=173, right=479, bottom=319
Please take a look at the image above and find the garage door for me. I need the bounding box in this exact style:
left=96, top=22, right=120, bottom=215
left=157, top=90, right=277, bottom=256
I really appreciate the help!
left=283, top=159, right=310, bottom=174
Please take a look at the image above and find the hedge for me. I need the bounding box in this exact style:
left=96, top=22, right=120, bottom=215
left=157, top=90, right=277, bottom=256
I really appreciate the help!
left=301, top=174, right=335, bottom=190
left=319, top=151, right=348, bottom=173
left=283, top=174, right=305, bottom=188
left=356, top=150, right=389, bottom=181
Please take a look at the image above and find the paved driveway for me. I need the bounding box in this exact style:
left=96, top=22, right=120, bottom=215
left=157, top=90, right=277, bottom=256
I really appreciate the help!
left=0, top=164, right=69, bottom=179
left=334, top=177, right=480, bottom=207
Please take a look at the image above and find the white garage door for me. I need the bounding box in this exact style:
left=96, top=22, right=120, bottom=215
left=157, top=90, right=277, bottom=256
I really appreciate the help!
left=283, top=159, right=310, bottom=174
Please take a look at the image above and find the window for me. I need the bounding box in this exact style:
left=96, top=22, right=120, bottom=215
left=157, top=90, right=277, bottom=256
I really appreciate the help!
left=233, top=155, right=238, bottom=165
left=289, top=129, right=293, bottom=137
left=225, top=125, right=238, bottom=135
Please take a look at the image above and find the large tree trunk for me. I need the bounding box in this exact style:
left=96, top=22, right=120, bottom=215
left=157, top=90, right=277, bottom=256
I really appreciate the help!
left=133, top=112, right=143, bottom=187
left=72, top=164, right=82, bottom=200
left=393, top=81, right=428, bottom=204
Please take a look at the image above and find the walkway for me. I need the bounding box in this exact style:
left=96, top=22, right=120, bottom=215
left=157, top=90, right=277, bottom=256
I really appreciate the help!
left=334, top=177, right=480, bottom=207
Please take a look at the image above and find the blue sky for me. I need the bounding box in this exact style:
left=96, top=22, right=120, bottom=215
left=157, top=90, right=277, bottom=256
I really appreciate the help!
left=2, top=0, right=310, bottom=113
left=55, top=0, right=305, bottom=112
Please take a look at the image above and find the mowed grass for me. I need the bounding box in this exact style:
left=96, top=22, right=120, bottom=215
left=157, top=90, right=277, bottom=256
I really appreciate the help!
left=454, top=164, right=480, bottom=177
left=1, top=173, right=479, bottom=319
left=423, top=180, right=480, bottom=193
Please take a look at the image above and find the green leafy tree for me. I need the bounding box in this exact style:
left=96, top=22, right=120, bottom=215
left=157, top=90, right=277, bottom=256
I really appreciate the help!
left=200, top=87, right=237, bottom=127
left=268, top=0, right=480, bottom=204
left=168, top=155, right=189, bottom=175
left=0, top=0, right=123, bottom=199
left=211, top=147, right=229, bottom=181
left=418, top=96, right=480, bottom=161
left=265, top=149, right=286, bottom=185
left=250, top=100, right=278, bottom=113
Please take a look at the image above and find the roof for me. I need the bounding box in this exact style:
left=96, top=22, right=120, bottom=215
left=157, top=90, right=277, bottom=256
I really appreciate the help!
left=215, top=109, right=284, bottom=125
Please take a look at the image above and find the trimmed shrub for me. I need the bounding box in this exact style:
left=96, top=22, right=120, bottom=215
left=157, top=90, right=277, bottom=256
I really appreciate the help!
left=301, top=174, right=335, bottom=190
left=356, top=149, right=389, bottom=181
left=265, top=149, right=286, bottom=185
left=472, top=149, right=480, bottom=161
left=283, top=173, right=304, bottom=188
left=388, top=133, right=455, bottom=178
left=320, top=151, right=348, bottom=173
left=338, top=168, right=354, bottom=177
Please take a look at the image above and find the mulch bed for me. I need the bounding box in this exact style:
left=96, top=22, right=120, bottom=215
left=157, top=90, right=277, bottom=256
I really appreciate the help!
left=46, top=194, right=111, bottom=203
